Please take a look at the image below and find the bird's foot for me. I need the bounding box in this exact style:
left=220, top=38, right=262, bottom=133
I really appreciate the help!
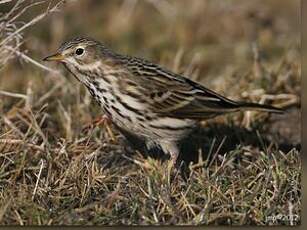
left=170, top=151, right=179, bottom=167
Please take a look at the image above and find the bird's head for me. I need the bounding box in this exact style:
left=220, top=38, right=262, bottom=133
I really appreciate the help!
left=43, top=37, right=117, bottom=78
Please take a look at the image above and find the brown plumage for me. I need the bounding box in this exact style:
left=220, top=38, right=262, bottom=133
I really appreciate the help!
left=43, top=36, right=283, bottom=165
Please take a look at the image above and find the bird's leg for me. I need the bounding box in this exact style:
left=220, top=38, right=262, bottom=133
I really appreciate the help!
left=170, top=151, right=179, bottom=167
left=160, top=141, right=180, bottom=168
left=83, top=114, right=109, bottom=130
left=83, top=115, right=116, bottom=142
left=103, top=117, right=117, bottom=142
left=97, top=115, right=117, bottom=142
left=93, top=114, right=110, bottom=126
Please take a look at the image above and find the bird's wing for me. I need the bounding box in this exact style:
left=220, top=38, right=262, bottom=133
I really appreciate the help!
left=120, top=61, right=240, bottom=119
left=147, top=78, right=240, bottom=119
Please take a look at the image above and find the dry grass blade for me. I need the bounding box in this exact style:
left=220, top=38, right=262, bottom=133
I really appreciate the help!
left=0, top=0, right=64, bottom=47
left=5, top=46, right=60, bottom=74
left=0, top=0, right=65, bottom=69
left=32, top=159, right=44, bottom=201
left=0, top=90, right=28, bottom=99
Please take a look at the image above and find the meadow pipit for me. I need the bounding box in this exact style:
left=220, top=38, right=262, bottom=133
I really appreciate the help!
left=44, top=37, right=283, bottom=165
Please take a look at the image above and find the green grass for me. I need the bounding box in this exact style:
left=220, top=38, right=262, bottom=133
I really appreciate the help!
left=0, top=0, right=301, bottom=225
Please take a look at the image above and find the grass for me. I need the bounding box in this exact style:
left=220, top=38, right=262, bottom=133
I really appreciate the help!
left=0, top=0, right=301, bottom=225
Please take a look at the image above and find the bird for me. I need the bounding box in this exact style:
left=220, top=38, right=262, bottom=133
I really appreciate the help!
left=43, top=36, right=283, bottom=166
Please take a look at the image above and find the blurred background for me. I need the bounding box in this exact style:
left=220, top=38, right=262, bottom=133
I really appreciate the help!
left=1, top=0, right=300, bottom=89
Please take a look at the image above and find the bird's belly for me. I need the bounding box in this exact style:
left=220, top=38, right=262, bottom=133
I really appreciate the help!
left=144, top=117, right=196, bottom=140
left=106, top=108, right=196, bottom=141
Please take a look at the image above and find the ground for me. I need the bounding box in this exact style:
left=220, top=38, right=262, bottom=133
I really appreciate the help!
left=0, top=0, right=301, bottom=225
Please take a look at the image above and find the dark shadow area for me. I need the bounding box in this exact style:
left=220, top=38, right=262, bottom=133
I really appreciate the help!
left=109, top=107, right=300, bottom=177
left=179, top=118, right=301, bottom=165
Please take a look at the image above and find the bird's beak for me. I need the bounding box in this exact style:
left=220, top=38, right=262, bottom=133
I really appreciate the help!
left=43, top=53, right=65, bottom=62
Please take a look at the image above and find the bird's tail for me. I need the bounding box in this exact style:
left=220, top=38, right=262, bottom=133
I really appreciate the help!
left=237, top=102, right=284, bottom=113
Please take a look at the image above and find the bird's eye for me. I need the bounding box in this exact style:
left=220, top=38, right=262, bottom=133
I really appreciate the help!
left=75, top=48, right=84, bottom=56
